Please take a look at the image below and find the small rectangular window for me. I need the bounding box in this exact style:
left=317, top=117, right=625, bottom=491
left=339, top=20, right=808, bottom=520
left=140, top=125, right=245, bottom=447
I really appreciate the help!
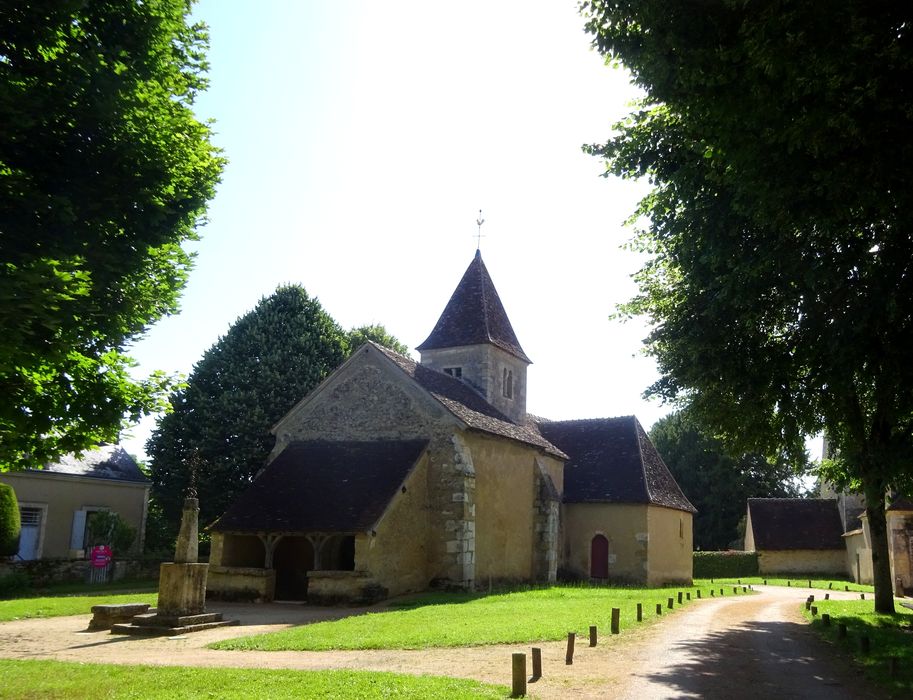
left=443, top=367, right=462, bottom=379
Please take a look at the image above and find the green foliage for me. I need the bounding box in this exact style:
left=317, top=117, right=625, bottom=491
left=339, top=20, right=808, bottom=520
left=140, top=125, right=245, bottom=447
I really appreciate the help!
left=651, top=409, right=806, bottom=549
left=0, top=482, right=20, bottom=556
left=0, top=661, right=509, bottom=700
left=582, top=0, right=913, bottom=612
left=0, top=0, right=225, bottom=469
left=0, top=571, right=30, bottom=599
left=347, top=324, right=410, bottom=355
left=86, top=511, right=136, bottom=558
left=148, top=286, right=408, bottom=530
left=692, top=552, right=758, bottom=579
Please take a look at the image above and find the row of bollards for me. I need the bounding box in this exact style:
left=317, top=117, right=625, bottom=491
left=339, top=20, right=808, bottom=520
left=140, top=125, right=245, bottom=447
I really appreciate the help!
left=510, top=587, right=745, bottom=697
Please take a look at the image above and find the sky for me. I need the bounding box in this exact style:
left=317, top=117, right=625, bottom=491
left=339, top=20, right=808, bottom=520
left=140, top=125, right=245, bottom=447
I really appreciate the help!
left=120, top=0, right=668, bottom=459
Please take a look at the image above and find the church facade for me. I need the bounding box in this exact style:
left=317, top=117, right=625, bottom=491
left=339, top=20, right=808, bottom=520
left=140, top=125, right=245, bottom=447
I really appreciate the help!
left=208, top=252, right=695, bottom=603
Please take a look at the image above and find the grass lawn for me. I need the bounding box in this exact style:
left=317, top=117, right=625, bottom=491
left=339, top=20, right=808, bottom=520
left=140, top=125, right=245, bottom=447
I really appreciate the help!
left=213, top=583, right=740, bottom=651
left=0, top=659, right=507, bottom=699
left=804, top=598, right=913, bottom=695
left=696, top=576, right=874, bottom=593
left=0, top=590, right=158, bottom=622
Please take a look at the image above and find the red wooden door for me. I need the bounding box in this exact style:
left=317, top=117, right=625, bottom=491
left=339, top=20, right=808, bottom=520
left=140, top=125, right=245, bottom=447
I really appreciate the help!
left=591, top=534, right=609, bottom=578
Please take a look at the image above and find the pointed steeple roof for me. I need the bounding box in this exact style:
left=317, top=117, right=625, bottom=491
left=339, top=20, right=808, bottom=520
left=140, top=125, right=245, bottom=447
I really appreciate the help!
left=417, top=250, right=531, bottom=363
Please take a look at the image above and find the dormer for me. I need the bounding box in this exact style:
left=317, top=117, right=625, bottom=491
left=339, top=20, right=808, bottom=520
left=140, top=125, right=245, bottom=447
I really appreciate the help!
left=416, top=250, right=530, bottom=423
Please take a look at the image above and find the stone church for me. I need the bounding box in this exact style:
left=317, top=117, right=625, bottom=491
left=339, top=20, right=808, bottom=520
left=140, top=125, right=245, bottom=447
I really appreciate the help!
left=208, top=251, right=695, bottom=603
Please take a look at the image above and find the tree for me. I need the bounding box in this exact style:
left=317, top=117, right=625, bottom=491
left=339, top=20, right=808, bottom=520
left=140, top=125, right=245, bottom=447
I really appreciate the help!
left=650, top=410, right=805, bottom=550
left=0, top=482, right=20, bottom=557
left=0, top=1, right=224, bottom=469
left=582, top=1, right=913, bottom=612
left=348, top=324, right=410, bottom=355
left=146, top=286, right=407, bottom=532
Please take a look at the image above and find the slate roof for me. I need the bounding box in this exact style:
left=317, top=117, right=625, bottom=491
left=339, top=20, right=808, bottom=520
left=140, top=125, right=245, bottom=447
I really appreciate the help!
left=416, top=250, right=531, bottom=363
left=887, top=495, right=913, bottom=512
left=212, top=440, right=428, bottom=533
left=747, top=498, right=844, bottom=550
left=373, top=344, right=565, bottom=458
left=536, top=416, right=696, bottom=513
left=35, top=445, right=148, bottom=483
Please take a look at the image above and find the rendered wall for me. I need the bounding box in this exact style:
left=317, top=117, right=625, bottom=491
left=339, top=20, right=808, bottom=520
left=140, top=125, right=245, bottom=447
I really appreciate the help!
left=469, top=433, right=561, bottom=583
left=0, top=471, right=148, bottom=559
left=646, top=506, right=693, bottom=585
left=358, top=452, right=431, bottom=596
left=757, top=549, right=846, bottom=575
left=888, top=510, right=913, bottom=592
left=563, top=503, right=648, bottom=583
left=843, top=530, right=873, bottom=584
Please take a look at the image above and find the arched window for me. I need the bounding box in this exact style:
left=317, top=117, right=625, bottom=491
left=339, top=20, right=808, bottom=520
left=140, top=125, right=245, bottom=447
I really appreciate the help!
left=502, top=368, right=513, bottom=399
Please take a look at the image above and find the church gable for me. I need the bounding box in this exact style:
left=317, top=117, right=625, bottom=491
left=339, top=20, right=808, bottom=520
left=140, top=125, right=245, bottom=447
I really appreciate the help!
left=272, top=343, right=459, bottom=454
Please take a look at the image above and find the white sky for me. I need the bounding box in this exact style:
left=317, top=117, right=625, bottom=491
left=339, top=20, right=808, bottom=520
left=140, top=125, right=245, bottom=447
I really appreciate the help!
left=120, top=0, right=671, bottom=460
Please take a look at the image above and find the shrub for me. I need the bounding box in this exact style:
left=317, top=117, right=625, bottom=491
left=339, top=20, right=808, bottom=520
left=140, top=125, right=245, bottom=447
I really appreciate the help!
left=86, top=512, right=136, bottom=558
left=0, top=483, right=20, bottom=557
left=693, top=550, right=759, bottom=578
left=0, top=571, right=30, bottom=598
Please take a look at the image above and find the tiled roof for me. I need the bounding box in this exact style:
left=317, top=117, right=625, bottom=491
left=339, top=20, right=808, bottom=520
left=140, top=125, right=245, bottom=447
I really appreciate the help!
left=368, top=341, right=566, bottom=459
left=211, top=440, right=428, bottom=533
left=887, top=495, right=913, bottom=512
left=536, top=416, right=696, bottom=513
left=36, top=445, right=148, bottom=483
left=747, top=498, right=844, bottom=550
left=416, top=250, right=531, bottom=363
left=373, top=344, right=565, bottom=458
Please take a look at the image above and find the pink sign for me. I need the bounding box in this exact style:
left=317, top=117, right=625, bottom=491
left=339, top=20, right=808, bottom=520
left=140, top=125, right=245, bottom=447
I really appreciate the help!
left=90, top=545, right=112, bottom=568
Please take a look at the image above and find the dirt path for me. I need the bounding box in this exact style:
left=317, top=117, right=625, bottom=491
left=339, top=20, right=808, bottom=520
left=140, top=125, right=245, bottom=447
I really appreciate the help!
left=0, top=586, right=881, bottom=698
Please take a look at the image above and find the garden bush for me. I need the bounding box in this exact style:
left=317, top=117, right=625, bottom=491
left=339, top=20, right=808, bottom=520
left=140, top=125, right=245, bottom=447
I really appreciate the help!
left=0, top=571, right=30, bottom=599
left=0, top=483, right=20, bottom=557
left=693, top=550, right=759, bottom=578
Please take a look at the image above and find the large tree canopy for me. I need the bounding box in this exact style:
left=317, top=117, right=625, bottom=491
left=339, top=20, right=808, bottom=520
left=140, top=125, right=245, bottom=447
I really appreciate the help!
left=147, top=285, right=407, bottom=532
left=582, top=1, right=913, bottom=611
left=650, top=410, right=805, bottom=551
left=0, top=0, right=224, bottom=469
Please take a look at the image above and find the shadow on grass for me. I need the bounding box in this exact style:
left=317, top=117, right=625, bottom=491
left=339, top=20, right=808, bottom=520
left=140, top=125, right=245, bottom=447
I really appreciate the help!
left=634, top=620, right=881, bottom=700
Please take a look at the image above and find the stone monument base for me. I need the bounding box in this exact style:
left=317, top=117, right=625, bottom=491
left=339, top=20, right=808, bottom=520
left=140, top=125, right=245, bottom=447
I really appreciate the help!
left=110, top=610, right=238, bottom=636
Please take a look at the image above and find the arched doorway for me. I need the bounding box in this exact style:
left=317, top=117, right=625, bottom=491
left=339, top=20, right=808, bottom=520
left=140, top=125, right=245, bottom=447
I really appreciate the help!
left=590, top=534, right=609, bottom=579
left=273, top=537, right=314, bottom=601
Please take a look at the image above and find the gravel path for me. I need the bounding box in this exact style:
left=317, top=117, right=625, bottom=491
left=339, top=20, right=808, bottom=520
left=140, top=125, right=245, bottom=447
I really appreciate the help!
left=0, top=586, right=882, bottom=698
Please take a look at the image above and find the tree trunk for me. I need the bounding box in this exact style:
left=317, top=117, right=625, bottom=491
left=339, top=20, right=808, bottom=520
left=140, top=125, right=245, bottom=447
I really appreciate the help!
left=862, top=481, right=894, bottom=614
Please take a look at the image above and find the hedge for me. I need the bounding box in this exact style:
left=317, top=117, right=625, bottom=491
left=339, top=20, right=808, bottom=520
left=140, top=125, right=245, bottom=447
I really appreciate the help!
left=0, top=483, right=20, bottom=557
left=693, top=550, right=759, bottom=578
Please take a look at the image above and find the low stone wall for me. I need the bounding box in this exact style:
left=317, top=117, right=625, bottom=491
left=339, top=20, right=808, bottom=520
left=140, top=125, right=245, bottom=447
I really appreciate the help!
left=307, top=570, right=387, bottom=605
left=207, top=565, right=275, bottom=602
left=0, top=558, right=161, bottom=587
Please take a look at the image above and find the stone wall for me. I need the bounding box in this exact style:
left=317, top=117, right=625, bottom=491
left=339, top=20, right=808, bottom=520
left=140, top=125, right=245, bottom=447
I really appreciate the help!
left=646, top=505, right=693, bottom=585
left=0, top=558, right=160, bottom=587
left=757, top=549, right=847, bottom=575
left=562, top=503, right=650, bottom=583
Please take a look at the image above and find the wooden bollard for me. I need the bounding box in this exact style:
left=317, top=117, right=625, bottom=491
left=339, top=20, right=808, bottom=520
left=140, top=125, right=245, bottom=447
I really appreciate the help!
left=889, top=656, right=899, bottom=678
left=566, top=632, right=575, bottom=665
left=828, top=582, right=833, bottom=590
left=589, top=625, right=597, bottom=647
left=844, top=585, right=849, bottom=591
left=805, top=600, right=811, bottom=611
left=686, top=592, right=691, bottom=601
left=678, top=591, right=683, bottom=604
left=764, top=579, right=767, bottom=585
left=811, top=606, right=818, bottom=616
left=742, top=586, right=747, bottom=593
left=837, top=623, right=847, bottom=639
left=860, top=635, right=870, bottom=654
left=611, top=608, right=620, bottom=635
left=697, top=590, right=701, bottom=599
left=822, top=614, right=830, bottom=626
left=656, top=603, right=662, bottom=615
left=860, top=593, right=865, bottom=600
left=738, top=579, right=741, bottom=585
left=636, top=602, right=642, bottom=622
left=668, top=597, right=674, bottom=609
left=788, top=581, right=791, bottom=587
left=710, top=589, right=715, bottom=597
left=808, top=580, right=812, bottom=588
left=511, top=652, right=527, bottom=698
left=733, top=587, right=738, bottom=594
left=824, top=593, right=830, bottom=600
left=719, top=588, right=724, bottom=596
left=531, top=647, right=542, bottom=681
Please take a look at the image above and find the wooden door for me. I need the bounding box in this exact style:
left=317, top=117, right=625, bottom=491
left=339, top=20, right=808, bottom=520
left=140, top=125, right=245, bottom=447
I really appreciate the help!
left=590, top=534, right=609, bottom=579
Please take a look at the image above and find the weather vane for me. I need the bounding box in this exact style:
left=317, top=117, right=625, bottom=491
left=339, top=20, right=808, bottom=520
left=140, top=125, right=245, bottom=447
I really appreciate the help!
left=475, top=209, right=485, bottom=250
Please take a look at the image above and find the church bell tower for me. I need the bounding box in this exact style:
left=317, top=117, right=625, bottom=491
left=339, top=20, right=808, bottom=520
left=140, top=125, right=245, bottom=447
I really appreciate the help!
left=416, top=250, right=530, bottom=423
